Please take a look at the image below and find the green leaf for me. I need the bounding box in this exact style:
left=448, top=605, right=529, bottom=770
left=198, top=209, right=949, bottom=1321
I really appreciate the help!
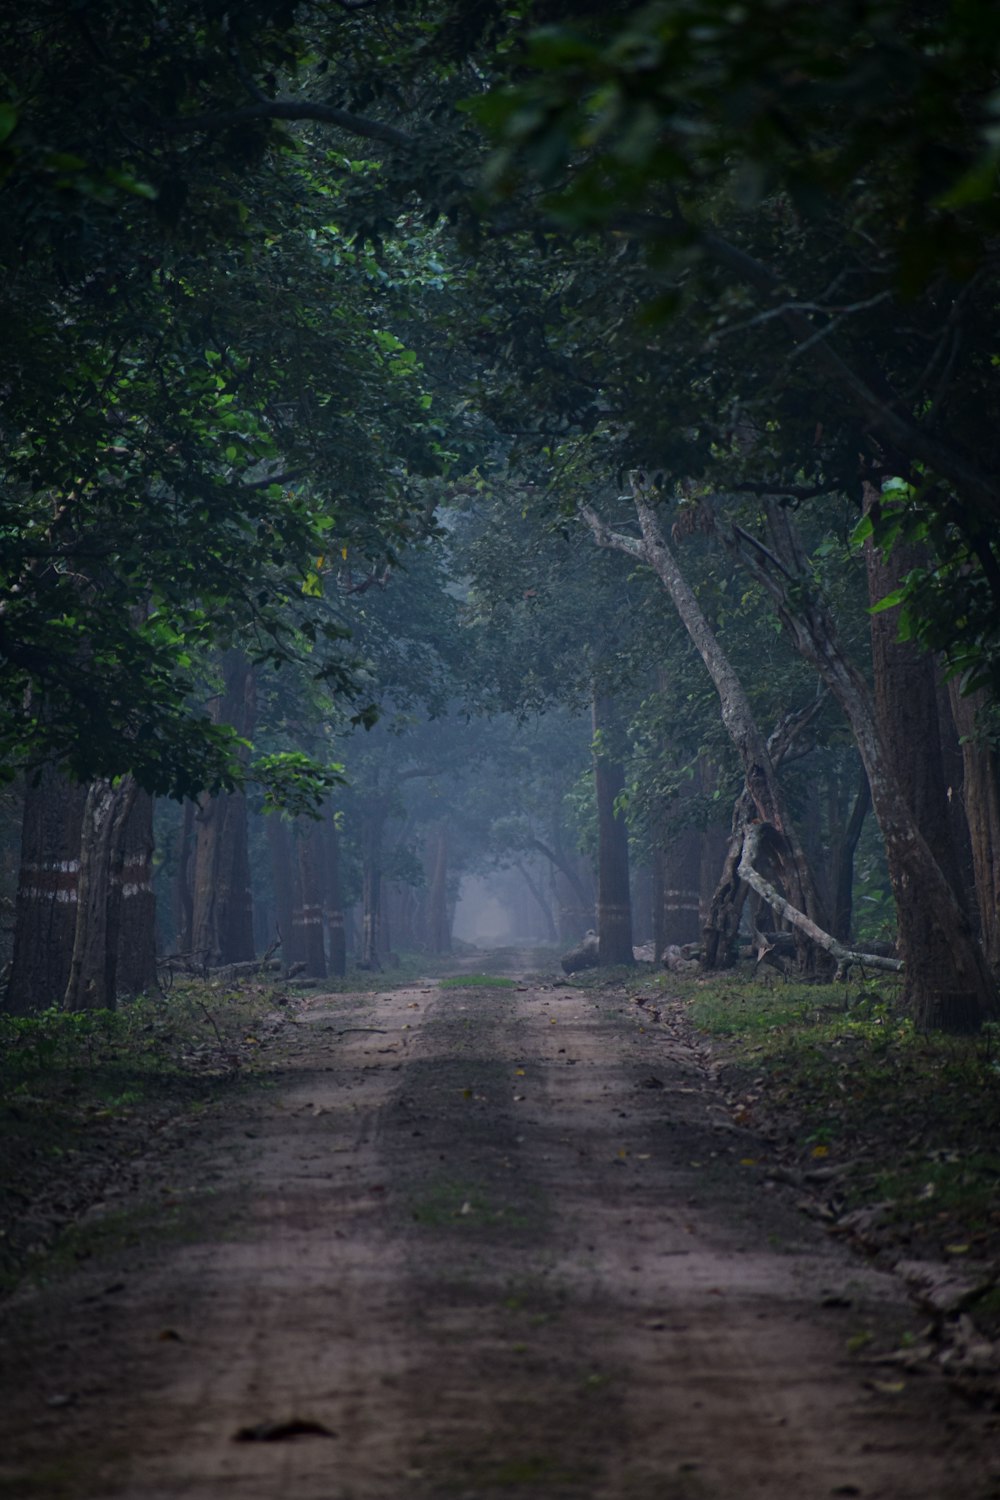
left=869, top=587, right=907, bottom=615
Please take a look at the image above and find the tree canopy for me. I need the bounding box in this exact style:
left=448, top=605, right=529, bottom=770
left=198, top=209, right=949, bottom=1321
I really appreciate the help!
left=4, top=0, right=1000, bottom=1027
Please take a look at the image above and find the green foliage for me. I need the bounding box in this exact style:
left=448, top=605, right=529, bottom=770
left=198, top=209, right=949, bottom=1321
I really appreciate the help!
left=0, top=0, right=463, bottom=798
left=665, top=969, right=1000, bottom=1271
left=254, top=752, right=345, bottom=818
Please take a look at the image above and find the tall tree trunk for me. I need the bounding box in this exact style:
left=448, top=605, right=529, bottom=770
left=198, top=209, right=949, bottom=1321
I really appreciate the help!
left=866, top=520, right=968, bottom=903
left=5, top=766, right=87, bottom=1013
left=295, top=819, right=327, bottom=979
left=266, top=814, right=297, bottom=970
left=64, top=776, right=139, bottom=1011
left=662, top=825, right=702, bottom=947
left=583, top=493, right=826, bottom=972
left=172, top=799, right=196, bottom=956
left=323, top=808, right=347, bottom=978
left=592, top=692, right=634, bottom=965
left=115, top=788, right=158, bottom=996
left=947, top=683, right=1000, bottom=972
left=729, top=497, right=998, bottom=1030
left=828, top=765, right=871, bottom=943
left=361, top=795, right=387, bottom=969
left=190, top=652, right=256, bottom=967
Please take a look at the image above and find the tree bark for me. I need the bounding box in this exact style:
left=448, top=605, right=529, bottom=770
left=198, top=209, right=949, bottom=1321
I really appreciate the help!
left=360, top=795, right=388, bottom=969
left=583, top=490, right=827, bottom=972
left=592, top=691, right=634, bottom=965
left=172, top=798, right=196, bottom=956
left=5, top=766, right=88, bottom=1013
left=738, top=823, right=902, bottom=975
left=64, top=776, right=139, bottom=1011
left=266, top=814, right=297, bottom=970
left=323, top=808, right=347, bottom=978
left=828, top=764, right=871, bottom=943
left=947, top=683, right=1000, bottom=972
left=294, top=819, right=327, bottom=979
left=190, top=652, right=256, bottom=966
left=728, top=497, right=998, bottom=1030
left=115, top=788, right=158, bottom=996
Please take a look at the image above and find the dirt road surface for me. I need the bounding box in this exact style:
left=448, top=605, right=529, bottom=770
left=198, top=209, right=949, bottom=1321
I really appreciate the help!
left=1, top=965, right=996, bottom=1499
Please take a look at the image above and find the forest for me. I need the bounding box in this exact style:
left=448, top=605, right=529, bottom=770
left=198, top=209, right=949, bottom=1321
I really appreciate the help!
left=4, top=0, right=1000, bottom=1032
left=4, top=4, right=1000, bottom=1494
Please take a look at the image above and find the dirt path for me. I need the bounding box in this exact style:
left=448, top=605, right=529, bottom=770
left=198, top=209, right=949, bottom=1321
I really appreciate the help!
left=1, top=969, right=995, bottom=1499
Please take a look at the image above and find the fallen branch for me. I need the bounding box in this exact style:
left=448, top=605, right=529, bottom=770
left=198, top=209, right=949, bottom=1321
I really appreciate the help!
left=738, top=823, right=903, bottom=976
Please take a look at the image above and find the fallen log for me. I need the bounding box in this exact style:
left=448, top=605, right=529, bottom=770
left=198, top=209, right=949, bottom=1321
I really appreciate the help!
left=737, top=823, right=903, bottom=977
left=561, top=931, right=600, bottom=974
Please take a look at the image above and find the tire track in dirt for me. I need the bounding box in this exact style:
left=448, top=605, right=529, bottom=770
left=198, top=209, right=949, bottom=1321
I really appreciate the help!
left=383, top=979, right=992, bottom=1499
left=0, top=971, right=993, bottom=1499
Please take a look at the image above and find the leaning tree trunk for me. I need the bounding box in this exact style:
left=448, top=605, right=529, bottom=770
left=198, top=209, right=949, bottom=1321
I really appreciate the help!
left=731, top=498, right=998, bottom=1030
left=515, top=859, right=558, bottom=943
left=5, top=765, right=88, bottom=1013
left=583, top=492, right=827, bottom=973
left=64, top=776, right=139, bottom=1011
left=592, top=692, right=634, bottom=965
left=115, top=788, right=158, bottom=997
left=528, top=826, right=594, bottom=935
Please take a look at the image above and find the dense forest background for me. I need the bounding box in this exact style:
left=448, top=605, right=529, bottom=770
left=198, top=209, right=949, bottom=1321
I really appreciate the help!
left=3, top=0, right=1000, bottom=1033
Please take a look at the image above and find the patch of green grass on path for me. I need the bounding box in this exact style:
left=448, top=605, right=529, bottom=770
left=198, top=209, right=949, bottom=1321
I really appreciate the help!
left=439, top=973, right=517, bottom=990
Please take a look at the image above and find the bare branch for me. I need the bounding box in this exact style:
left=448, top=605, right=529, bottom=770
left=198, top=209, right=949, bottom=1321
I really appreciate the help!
left=738, top=822, right=902, bottom=975
left=615, top=210, right=1000, bottom=515
left=578, top=503, right=644, bottom=559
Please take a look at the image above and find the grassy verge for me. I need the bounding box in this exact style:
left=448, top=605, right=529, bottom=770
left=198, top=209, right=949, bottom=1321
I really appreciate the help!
left=0, top=977, right=294, bottom=1293
left=0, top=954, right=502, bottom=1293
left=572, top=963, right=1000, bottom=1325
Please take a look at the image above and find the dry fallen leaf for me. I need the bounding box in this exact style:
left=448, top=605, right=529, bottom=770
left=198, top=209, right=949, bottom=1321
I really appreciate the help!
left=233, top=1418, right=337, bottom=1443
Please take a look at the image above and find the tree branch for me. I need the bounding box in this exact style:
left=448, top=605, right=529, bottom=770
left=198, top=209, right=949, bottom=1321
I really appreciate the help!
left=614, top=211, right=1000, bottom=516
left=738, top=822, right=902, bottom=975
left=156, top=99, right=414, bottom=150
left=579, top=503, right=644, bottom=560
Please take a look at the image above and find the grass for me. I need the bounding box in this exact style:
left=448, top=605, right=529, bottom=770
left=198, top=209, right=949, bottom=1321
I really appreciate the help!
left=0, top=978, right=285, bottom=1292
left=439, top=973, right=517, bottom=990
left=649, top=968, right=1000, bottom=1305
